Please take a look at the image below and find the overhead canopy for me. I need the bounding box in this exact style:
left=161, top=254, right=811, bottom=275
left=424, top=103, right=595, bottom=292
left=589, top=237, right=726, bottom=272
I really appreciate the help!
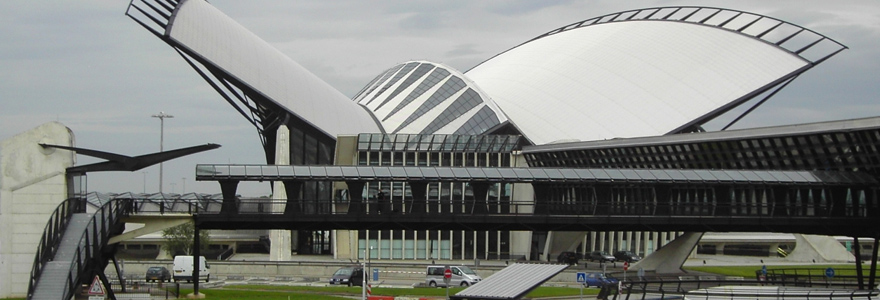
left=466, top=7, right=845, bottom=145
left=194, top=164, right=877, bottom=186
left=451, top=263, right=569, bottom=300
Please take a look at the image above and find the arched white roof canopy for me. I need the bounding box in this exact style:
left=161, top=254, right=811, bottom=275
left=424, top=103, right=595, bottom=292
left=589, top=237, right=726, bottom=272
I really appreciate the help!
left=128, top=0, right=382, bottom=141
left=466, top=7, right=846, bottom=146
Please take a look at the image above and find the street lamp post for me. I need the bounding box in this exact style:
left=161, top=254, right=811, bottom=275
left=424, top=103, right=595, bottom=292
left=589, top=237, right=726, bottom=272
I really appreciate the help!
left=151, top=111, right=173, bottom=193
left=142, top=171, right=148, bottom=194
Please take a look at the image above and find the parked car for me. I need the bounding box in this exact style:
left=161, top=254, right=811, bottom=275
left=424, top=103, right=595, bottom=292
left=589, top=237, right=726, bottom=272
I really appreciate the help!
left=329, top=266, right=364, bottom=287
left=556, top=251, right=579, bottom=265
left=583, top=272, right=618, bottom=287
left=613, top=250, right=641, bottom=262
left=589, top=251, right=615, bottom=263
left=145, top=266, right=171, bottom=282
left=426, top=265, right=482, bottom=287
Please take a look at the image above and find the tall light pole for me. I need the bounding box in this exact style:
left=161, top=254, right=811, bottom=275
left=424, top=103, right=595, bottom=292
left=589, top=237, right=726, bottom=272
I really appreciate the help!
left=142, top=171, right=148, bottom=194
left=152, top=111, right=173, bottom=193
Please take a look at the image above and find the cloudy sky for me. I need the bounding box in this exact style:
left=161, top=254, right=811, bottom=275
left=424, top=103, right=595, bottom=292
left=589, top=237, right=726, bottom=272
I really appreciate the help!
left=1, top=1, right=878, bottom=197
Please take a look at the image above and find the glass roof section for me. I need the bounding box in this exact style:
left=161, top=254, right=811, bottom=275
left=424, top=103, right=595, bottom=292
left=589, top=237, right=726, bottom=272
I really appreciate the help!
left=196, top=164, right=876, bottom=186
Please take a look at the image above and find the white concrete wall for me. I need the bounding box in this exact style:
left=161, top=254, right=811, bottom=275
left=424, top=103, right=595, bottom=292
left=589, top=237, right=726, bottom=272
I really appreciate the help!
left=0, top=122, right=74, bottom=298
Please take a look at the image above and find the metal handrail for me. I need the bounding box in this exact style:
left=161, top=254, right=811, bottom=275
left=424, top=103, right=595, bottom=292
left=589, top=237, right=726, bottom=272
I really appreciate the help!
left=27, top=198, right=86, bottom=299
left=28, top=199, right=131, bottom=300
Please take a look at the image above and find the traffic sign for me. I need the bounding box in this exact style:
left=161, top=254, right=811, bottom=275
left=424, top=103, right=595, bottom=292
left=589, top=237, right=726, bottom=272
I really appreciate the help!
left=88, top=275, right=105, bottom=295
left=825, top=267, right=835, bottom=278
left=576, top=272, right=586, bottom=283
left=623, top=261, right=629, bottom=271
left=444, top=268, right=452, bottom=279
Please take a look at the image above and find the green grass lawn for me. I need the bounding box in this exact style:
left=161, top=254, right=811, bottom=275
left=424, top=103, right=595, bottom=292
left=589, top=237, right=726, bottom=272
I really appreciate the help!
left=180, top=285, right=594, bottom=299
left=684, top=264, right=868, bottom=278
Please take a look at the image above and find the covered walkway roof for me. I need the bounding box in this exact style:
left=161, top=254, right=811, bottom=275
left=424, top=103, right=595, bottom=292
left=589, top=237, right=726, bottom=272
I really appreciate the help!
left=195, top=164, right=876, bottom=186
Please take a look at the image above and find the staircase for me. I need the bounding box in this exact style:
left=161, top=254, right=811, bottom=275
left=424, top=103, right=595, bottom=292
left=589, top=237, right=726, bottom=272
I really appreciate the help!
left=30, top=214, right=94, bottom=299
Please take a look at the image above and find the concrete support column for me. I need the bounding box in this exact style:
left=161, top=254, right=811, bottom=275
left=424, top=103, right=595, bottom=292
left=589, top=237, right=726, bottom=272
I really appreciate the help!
left=219, top=180, right=239, bottom=214
left=408, top=181, right=428, bottom=214
left=717, top=243, right=725, bottom=255
left=635, top=232, right=643, bottom=255
left=346, top=181, right=366, bottom=214
left=282, top=181, right=303, bottom=215
left=471, top=182, right=491, bottom=214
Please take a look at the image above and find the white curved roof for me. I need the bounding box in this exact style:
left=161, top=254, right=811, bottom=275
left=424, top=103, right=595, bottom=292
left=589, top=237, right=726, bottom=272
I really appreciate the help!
left=167, top=0, right=380, bottom=137
left=466, top=20, right=809, bottom=145
left=354, top=61, right=508, bottom=135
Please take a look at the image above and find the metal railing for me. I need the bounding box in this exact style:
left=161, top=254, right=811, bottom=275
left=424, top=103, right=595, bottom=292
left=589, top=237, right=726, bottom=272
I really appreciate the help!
left=612, top=277, right=879, bottom=300
left=28, top=199, right=133, bottom=300
left=27, top=198, right=87, bottom=299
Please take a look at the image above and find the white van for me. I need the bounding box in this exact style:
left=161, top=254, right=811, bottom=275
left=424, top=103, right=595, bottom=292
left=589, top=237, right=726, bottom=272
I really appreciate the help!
left=426, top=265, right=481, bottom=287
left=172, top=255, right=210, bottom=283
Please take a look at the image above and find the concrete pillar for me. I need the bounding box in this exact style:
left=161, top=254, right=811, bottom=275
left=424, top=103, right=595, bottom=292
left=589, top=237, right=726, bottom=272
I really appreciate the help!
left=219, top=180, right=239, bottom=214
left=270, top=124, right=291, bottom=261
left=346, top=181, right=366, bottom=214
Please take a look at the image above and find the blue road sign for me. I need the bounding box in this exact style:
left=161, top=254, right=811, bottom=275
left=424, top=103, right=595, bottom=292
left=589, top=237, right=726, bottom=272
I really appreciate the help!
left=762, top=265, right=767, bottom=275
left=373, top=268, right=379, bottom=281
left=576, top=272, right=586, bottom=283
left=825, top=267, right=835, bottom=278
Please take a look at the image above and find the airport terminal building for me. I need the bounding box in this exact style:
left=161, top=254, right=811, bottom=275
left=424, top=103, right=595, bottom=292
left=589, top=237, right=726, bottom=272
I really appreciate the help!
left=124, top=0, right=866, bottom=264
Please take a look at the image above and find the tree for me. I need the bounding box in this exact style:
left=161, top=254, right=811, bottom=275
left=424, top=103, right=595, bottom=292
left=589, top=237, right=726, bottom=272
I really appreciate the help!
left=162, top=221, right=210, bottom=256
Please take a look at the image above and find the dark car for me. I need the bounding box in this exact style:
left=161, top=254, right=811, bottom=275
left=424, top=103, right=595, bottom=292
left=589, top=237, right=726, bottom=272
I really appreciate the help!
left=589, top=251, right=615, bottom=263
left=583, top=272, right=619, bottom=287
left=556, top=251, right=579, bottom=265
left=145, top=266, right=171, bottom=282
left=329, top=266, right=364, bottom=287
left=613, top=250, right=641, bottom=262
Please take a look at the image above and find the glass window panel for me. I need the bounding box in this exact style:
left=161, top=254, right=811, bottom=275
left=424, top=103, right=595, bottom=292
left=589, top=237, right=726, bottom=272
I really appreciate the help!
left=648, top=169, right=672, bottom=181
left=604, top=169, right=627, bottom=180
left=753, top=171, right=778, bottom=182
left=196, top=165, right=219, bottom=176
left=262, top=166, right=279, bottom=177
left=542, top=169, right=565, bottom=180
left=308, top=166, right=327, bottom=178
left=340, top=166, right=359, bottom=177
left=782, top=171, right=807, bottom=183
left=709, top=170, right=733, bottom=182
left=436, top=167, right=456, bottom=179
left=665, top=169, right=688, bottom=181
left=497, top=168, right=517, bottom=179
left=723, top=170, right=748, bottom=182
left=559, top=168, right=579, bottom=179
left=404, top=167, right=423, bottom=178
left=633, top=169, right=655, bottom=181
left=767, top=171, right=793, bottom=183
left=513, top=168, right=532, bottom=179
left=680, top=170, right=703, bottom=181
left=465, top=167, right=486, bottom=178
left=228, top=165, right=246, bottom=176
left=374, top=167, right=392, bottom=178
left=325, top=166, right=343, bottom=177
left=740, top=171, right=763, bottom=182
left=293, top=166, right=310, bottom=178
left=388, top=166, right=407, bottom=177
left=357, top=167, right=375, bottom=178
left=420, top=167, right=439, bottom=179
left=618, top=169, right=641, bottom=180
left=277, top=166, right=294, bottom=177
left=528, top=169, right=550, bottom=180
left=693, top=170, right=717, bottom=181
left=570, top=169, right=591, bottom=180
left=451, top=168, right=470, bottom=179
left=482, top=168, right=502, bottom=180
